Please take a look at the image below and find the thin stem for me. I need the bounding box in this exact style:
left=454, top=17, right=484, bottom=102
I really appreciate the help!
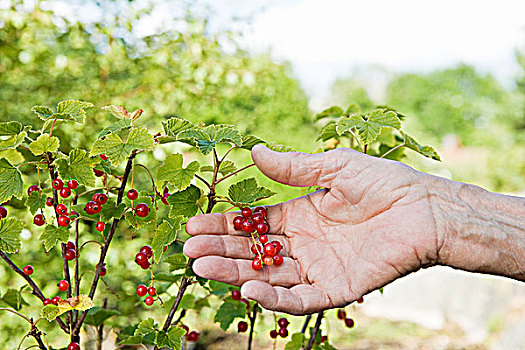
left=0, top=308, right=31, bottom=323
left=73, top=212, right=80, bottom=324
left=300, top=314, right=312, bottom=334
left=194, top=174, right=211, bottom=189
left=220, top=145, right=236, bottom=163
left=48, top=118, right=57, bottom=137
left=247, top=303, right=258, bottom=350
left=79, top=240, right=104, bottom=251
left=215, top=163, right=256, bottom=185
left=379, top=143, right=405, bottom=158
left=363, top=144, right=368, bottom=154
left=305, top=311, right=324, bottom=350
left=97, top=298, right=108, bottom=350
left=346, top=128, right=365, bottom=152
left=134, top=163, right=158, bottom=194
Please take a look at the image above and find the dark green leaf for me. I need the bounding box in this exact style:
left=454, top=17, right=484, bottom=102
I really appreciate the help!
left=84, top=306, right=121, bottom=327
left=214, top=300, right=247, bottom=331
left=200, top=160, right=237, bottom=176
left=228, top=178, right=275, bottom=206
left=240, top=135, right=265, bottom=150
left=0, top=122, right=23, bottom=136
left=0, top=218, right=22, bottom=253
left=135, top=318, right=157, bottom=337
left=0, top=158, right=23, bottom=203
left=164, top=254, right=187, bottom=271
left=162, top=117, right=195, bottom=137
left=402, top=132, right=441, bottom=161
left=25, top=191, right=46, bottom=215
left=285, top=332, right=305, bottom=350
left=167, top=185, right=201, bottom=218
left=157, top=154, right=199, bottom=190
left=314, top=106, right=344, bottom=121
left=39, top=225, right=69, bottom=252
left=56, top=149, right=96, bottom=187
left=0, top=288, right=28, bottom=310
left=156, top=326, right=185, bottom=349
left=151, top=218, right=183, bottom=263
left=316, top=121, right=339, bottom=142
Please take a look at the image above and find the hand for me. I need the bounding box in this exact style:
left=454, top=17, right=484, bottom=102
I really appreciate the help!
left=183, top=145, right=441, bottom=315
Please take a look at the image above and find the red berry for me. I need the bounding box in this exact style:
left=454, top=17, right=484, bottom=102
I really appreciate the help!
left=254, top=206, right=267, bottom=217
left=186, top=330, right=199, bottom=342
left=135, top=252, right=148, bottom=265
left=66, top=241, right=75, bottom=250
left=321, top=335, right=328, bottom=342
left=337, top=309, right=346, bottom=320
left=139, top=261, right=151, bottom=270
left=278, top=317, right=289, bottom=328
left=51, top=296, right=60, bottom=305
left=33, top=214, right=45, bottom=226
left=252, top=257, right=262, bottom=271
left=23, top=265, right=34, bottom=275
left=241, top=219, right=255, bottom=233
left=93, top=193, right=108, bottom=205
left=256, top=223, right=269, bottom=234
left=43, top=298, right=52, bottom=306
left=60, top=187, right=72, bottom=198
left=232, top=290, right=241, bottom=300
left=64, top=249, right=76, bottom=261
left=148, top=286, right=156, bottom=296
left=250, top=244, right=262, bottom=255
left=161, top=193, right=170, bottom=205
left=56, top=204, right=68, bottom=215
left=251, top=213, right=264, bottom=224
left=52, top=179, right=64, bottom=190
left=67, top=342, right=80, bottom=350
left=46, top=197, right=53, bottom=207
left=279, top=327, right=288, bottom=337
left=240, top=298, right=250, bottom=310
left=91, top=203, right=101, bottom=214
left=144, top=296, right=154, bottom=306
left=58, top=280, right=69, bottom=291
left=263, top=243, right=276, bottom=257
left=96, top=221, right=105, bottom=232
left=345, top=318, right=354, bottom=328
left=263, top=256, right=273, bottom=266
left=237, top=321, right=248, bottom=333
left=127, top=189, right=139, bottom=200
left=0, top=206, right=6, bottom=219
left=140, top=245, right=153, bottom=259
left=135, top=203, right=149, bottom=217
left=356, top=296, right=364, bottom=304
left=273, top=254, right=284, bottom=266
left=93, top=168, right=104, bottom=177
left=84, top=201, right=95, bottom=215
left=27, top=185, right=40, bottom=196
left=259, top=235, right=268, bottom=244
left=136, top=284, right=147, bottom=297
left=58, top=215, right=70, bottom=227
left=270, top=329, right=278, bottom=338
left=67, top=180, right=78, bottom=189
left=97, top=264, right=107, bottom=276
left=100, top=154, right=108, bottom=161
left=241, top=207, right=252, bottom=218
left=271, top=241, right=282, bottom=254
left=233, top=216, right=243, bottom=230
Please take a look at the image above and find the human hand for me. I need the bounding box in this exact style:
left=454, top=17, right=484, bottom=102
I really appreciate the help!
left=183, top=145, right=441, bottom=315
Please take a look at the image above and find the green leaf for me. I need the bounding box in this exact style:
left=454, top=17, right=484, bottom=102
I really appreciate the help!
left=56, top=100, right=94, bottom=121
left=345, top=103, right=361, bottom=115
left=162, top=117, right=195, bottom=137
left=41, top=304, right=60, bottom=321
left=56, top=149, right=96, bottom=187
left=101, top=105, right=130, bottom=119
left=0, top=122, right=23, bottom=136
left=31, top=106, right=54, bottom=120
left=317, top=121, right=339, bottom=142
left=29, top=134, right=60, bottom=155
left=84, top=307, right=121, bottom=327
left=241, top=135, right=265, bottom=150
left=90, top=127, right=154, bottom=165
left=39, top=225, right=69, bottom=252
left=336, top=109, right=401, bottom=144
left=200, top=160, right=237, bottom=176
left=99, top=119, right=132, bottom=138
left=167, top=185, right=201, bottom=218
left=0, top=288, right=28, bottom=310
left=118, top=335, right=144, bottom=345
left=124, top=196, right=156, bottom=229
left=25, top=191, right=46, bottom=215
left=179, top=294, right=195, bottom=309
left=177, top=125, right=242, bottom=155
left=208, top=281, right=231, bottom=296
left=214, top=300, right=247, bottom=331
left=265, top=142, right=294, bottom=153
left=285, top=332, right=305, bottom=350
left=156, top=326, right=185, bottom=349
left=314, top=106, right=344, bottom=121
left=402, top=132, right=441, bottom=161
left=0, top=132, right=26, bottom=151
left=100, top=201, right=126, bottom=222
left=151, top=218, right=183, bottom=263
left=0, top=149, right=24, bottom=164
left=0, top=158, right=23, bottom=203
left=157, top=154, right=199, bottom=190
left=135, top=318, right=157, bottom=337
left=335, top=114, right=362, bottom=136
left=164, top=254, right=187, bottom=271
left=0, top=218, right=22, bottom=253
left=228, top=178, right=275, bottom=206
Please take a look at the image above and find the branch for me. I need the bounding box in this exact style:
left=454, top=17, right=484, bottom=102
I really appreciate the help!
left=194, top=174, right=211, bottom=189
left=247, top=303, right=258, bottom=350
left=215, top=163, right=255, bottom=185
left=305, top=311, right=324, bottom=350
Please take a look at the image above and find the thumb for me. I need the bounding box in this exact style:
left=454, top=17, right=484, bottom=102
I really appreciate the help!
left=251, top=145, right=348, bottom=188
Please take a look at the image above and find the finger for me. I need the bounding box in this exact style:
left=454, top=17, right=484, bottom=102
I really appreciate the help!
left=192, top=256, right=302, bottom=288
left=183, top=235, right=290, bottom=259
left=251, top=144, right=355, bottom=188
left=185, top=204, right=284, bottom=236
left=241, top=280, right=331, bottom=315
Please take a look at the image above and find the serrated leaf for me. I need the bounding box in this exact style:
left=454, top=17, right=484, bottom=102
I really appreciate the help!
left=0, top=149, right=24, bottom=164
left=0, top=288, right=28, bottom=310
left=84, top=306, right=121, bottom=327
left=345, top=103, right=361, bottom=115
left=316, top=121, right=339, bottom=142
left=228, top=178, right=275, bottom=206
left=100, top=201, right=126, bottom=222
left=99, top=119, right=132, bottom=138
left=135, top=318, right=157, bottom=337
left=0, top=218, right=22, bottom=253
left=314, top=106, right=344, bottom=122
left=156, top=326, right=185, bottom=349
left=167, top=185, right=201, bottom=218
left=90, top=127, right=154, bottom=165
left=265, top=142, right=294, bottom=153
left=336, top=109, right=401, bottom=144
left=154, top=272, right=183, bottom=283
left=152, top=218, right=183, bottom=263
left=29, top=134, right=60, bottom=155
left=157, top=154, right=199, bottom=190
left=39, top=225, right=69, bottom=252
left=102, top=105, right=130, bottom=119
left=124, top=196, right=156, bottom=229
left=335, top=114, right=362, bottom=135
left=177, top=125, right=242, bottom=155
left=0, top=158, right=23, bottom=203
left=118, top=335, right=144, bottom=345
left=57, top=100, right=94, bottom=116
left=56, top=149, right=96, bottom=186
left=214, top=300, right=247, bottom=331
left=164, top=254, right=187, bottom=271
left=31, top=106, right=54, bottom=120
left=208, top=281, right=231, bottom=296
left=241, top=135, right=265, bottom=150
left=162, top=117, right=195, bottom=137
left=42, top=295, right=94, bottom=321
left=0, top=132, right=26, bottom=151
left=200, top=160, right=237, bottom=176
left=285, top=332, right=305, bottom=350
left=41, top=304, right=60, bottom=321
left=402, top=132, right=441, bottom=161
left=0, top=122, right=23, bottom=136
left=25, top=191, right=46, bottom=215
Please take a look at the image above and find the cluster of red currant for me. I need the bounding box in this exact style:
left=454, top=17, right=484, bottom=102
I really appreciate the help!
left=28, top=179, right=79, bottom=227
left=337, top=308, right=355, bottom=328
left=231, top=289, right=250, bottom=310
left=134, top=245, right=153, bottom=269
left=232, top=207, right=284, bottom=271
left=179, top=324, right=200, bottom=343
left=136, top=283, right=157, bottom=306
left=270, top=317, right=290, bottom=338
left=126, top=189, right=150, bottom=217
left=42, top=295, right=61, bottom=306
left=84, top=192, right=109, bottom=232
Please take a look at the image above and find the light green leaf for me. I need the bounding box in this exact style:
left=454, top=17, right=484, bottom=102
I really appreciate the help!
left=41, top=304, right=60, bottom=321
left=241, top=135, right=265, bottom=150
left=31, top=106, right=54, bottom=120
left=84, top=307, right=121, bottom=327
left=0, top=122, right=23, bottom=136
left=164, top=254, right=187, bottom=271
left=57, top=100, right=94, bottom=116
left=265, top=142, right=294, bottom=153
left=90, top=127, right=154, bottom=165
left=214, top=300, right=247, bottom=331
left=179, top=294, right=196, bottom=310
left=29, top=134, right=60, bottom=155
left=101, top=105, right=130, bottom=119
left=336, top=109, right=401, bottom=144
left=157, top=154, right=199, bottom=190
left=135, top=318, right=157, bottom=337
left=99, top=119, right=132, bottom=138
left=402, top=132, right=441, bottom=161
left=335, top=114, right=362, bottom=135
left=167, top=185, right=201, bottom=218
left=39, top=225, right=69, bottom=252
left=156, top=326, right=185, bottom=349
left=42, top=295, right=94, bottom=321
left=316, top=121, right=339, bottom=142
left=0, top=149, right=24, bottom=164
left=200, top=160, right=237, bottom=176
left=25, top=191, right=46, bottom=215
left=162, top=117, right=195, bottom=137
left=285, top=332, right=305, bottom=350
left=56, top=149, right=96, bottom=186
left=177, top=125, right=242, bottom=154
left=0, top=218, right=22, bottom=253
left=0, top=158, right=23, bottom=203
left=0, top=132, right=26, bottom=151
left=151, top=218, right=183, bottom=263
left=228, top=178, right=275, bottom=206
left=118, top=335, right=144, bottom=345
left=345, top=103, right=361, bottom=115
left=314, top=106, right=344, bottom=122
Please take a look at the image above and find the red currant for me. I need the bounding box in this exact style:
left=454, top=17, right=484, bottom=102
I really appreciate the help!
left=135, top=252, right=148, bottom=265
left=252, top=257, right=263, bottom=271
left=241, top=219, right=255, bottom=233
left=250, top=244, right=262, bottom=255
left=93, top=168, right=104, bottom=177
left=259, top=235, right=268, bottom=244
left=100, top=154, right=108, bottom=161
left=92, top=203, right=101, bottom=214
left=263, top=243, right=276, bottom=257
left=51, top=296, right=60, bottom=305
left=144, top=296, right=154, bottom=306
left=148, top=286, right=156, bottom=296
left=66, top=241, right=75, bottom=250
left=42, top=298, right=52, bottom=306
left=58, top=280, right=69, bottom=291
left=52, top=179, right=64, bottom=190
left=27, top=185, right=40, bottom=196
left=345, top=318, right=354, bottom=328
left=0, top=206, right=6, bottom=219
left=64, top=249, right=76, bottom=261
left=270, top=329, right=278, bottom=338
left=97, top=264, right=107, bottom=276
left=233, top=216, right=243, bottom=230
left=278, top=317, right=289, bottom=328
left=135, top=203, right=149, bottom=217
left=33, top=214, right=45, bottom=226
left=232, top=289, right=241, bottom=300
left=273, top=254, right=284, bottom=266
left=136, top=284, right=147, bottom=297
left=96, top=221, right=105, bottom=232
left=321, top=335, right=328, bottom=343
left=254, top=206, right=268, bottom=217
left=337, top=309, right=346, bottom=320
left=140, top=245, right=153, bottom=258
left=263, top=256, right=274, bottom=266
left=58, top=215, right=70, bottom=227
left=240, top=298, right=250, bottom=310
left=186, top=330, right=199, bottom=342
left=256, top=223, right=269, bottom=234
left=356, top=296, right=364, bottom=304
left=271, top=241, right=282, bottom=254
left=278, top=327, right=288, bottom=337
left=46, top=197, right=53, bottom=207
left=67, top=342, right=80, bottom=350
left=23, top=265, right=34, bottom=275
left=84, top=201, right=95, bottom=215
left=237, top=321, right=248, bottom=333
left=127, top=189, right=139, bottom=200
left=251, top=213, right=264, bottom=225
left=56, top=204, right=68, bottom=215
left=60, top=187, right=71, bottom=198
left=67, top=180, right=78, bottom=189
left=139, top=261, right=151, bottom=270
left=93, top=193, right=108, bottom=205
left=241, top=207, right=252, bottom=218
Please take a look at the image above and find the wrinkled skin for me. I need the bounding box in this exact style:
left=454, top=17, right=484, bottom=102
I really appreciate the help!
left=184, top=145, right=441, bottom=315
